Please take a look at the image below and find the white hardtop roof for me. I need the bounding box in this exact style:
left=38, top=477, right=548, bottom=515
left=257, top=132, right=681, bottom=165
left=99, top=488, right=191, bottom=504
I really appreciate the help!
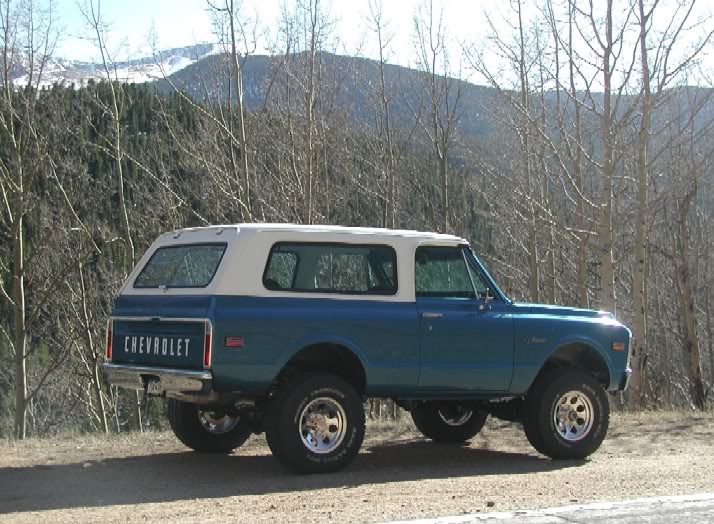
left=166, top=223, right=466, bottom=243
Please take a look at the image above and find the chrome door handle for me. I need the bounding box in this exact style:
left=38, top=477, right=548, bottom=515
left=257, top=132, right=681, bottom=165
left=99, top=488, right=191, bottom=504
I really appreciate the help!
left=421, top=312, right=443, bottom=319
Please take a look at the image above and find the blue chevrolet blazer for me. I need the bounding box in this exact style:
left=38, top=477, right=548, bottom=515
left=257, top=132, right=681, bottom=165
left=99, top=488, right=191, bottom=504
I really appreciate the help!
left=103, top=223, right=632, bottom=473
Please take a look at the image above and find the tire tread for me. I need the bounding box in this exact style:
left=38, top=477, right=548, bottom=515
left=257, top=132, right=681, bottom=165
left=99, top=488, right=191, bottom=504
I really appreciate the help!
left=167, top=399, right=252, bottom=453
left=523, top=367, right=609, bottom=460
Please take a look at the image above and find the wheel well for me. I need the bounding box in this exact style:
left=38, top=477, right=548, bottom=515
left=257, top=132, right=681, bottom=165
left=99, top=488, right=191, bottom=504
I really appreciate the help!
left=541, top=343, right=610, bottom=387
left=276, top=343, right=367, bottom=395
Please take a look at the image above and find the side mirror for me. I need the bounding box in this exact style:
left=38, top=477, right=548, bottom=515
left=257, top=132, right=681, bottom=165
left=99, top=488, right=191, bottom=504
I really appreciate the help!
left=478, top=291, right=493, bottom=311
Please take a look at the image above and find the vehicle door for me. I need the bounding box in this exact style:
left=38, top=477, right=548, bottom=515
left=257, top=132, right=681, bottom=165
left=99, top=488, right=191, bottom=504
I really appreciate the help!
left=416, top=245, right=514, bottom=392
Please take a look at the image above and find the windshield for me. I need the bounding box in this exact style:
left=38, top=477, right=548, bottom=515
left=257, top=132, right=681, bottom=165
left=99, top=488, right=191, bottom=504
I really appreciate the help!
left=134, top=243, right=226, bottom=288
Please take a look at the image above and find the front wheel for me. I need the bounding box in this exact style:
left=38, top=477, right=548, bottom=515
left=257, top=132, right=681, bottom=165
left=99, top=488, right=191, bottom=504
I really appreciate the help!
left=411, top=403, right=488, bottom=443
left=523, top=368, right=609, bottom=460
left=168, top=399, right=253, bottom=453
left=264, top=373, right=365, bottom=474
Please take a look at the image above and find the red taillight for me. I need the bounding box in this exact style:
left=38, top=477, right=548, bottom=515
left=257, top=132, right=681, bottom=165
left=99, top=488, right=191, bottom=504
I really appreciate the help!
left=203, top=324, right=212, bottom=368
left=105, top=321, right=113, bottom=360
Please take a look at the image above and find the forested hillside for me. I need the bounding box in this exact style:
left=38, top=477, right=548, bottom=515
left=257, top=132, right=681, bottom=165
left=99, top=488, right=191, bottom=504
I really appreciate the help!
left=1, top=0, right=713, bottom=438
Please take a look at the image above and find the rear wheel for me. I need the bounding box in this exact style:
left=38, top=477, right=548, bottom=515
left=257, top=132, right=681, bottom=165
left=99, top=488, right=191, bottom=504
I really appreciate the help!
left=523, top=368, right=609, bottom=460
left=411, top=402, right=488, bottom=443
left=265, top=373, right=365, bottom=474
left=168, top=399, right=253, bottom=453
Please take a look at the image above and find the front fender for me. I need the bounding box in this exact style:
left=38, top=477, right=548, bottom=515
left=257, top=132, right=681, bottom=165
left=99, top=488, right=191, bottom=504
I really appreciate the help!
left=511, top=331, right=617, bottom=395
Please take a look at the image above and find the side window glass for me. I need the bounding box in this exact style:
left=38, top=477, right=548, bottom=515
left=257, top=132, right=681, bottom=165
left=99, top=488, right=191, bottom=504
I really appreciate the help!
left=415, top=246, right=475, bottom=298
left=264, top=251, right=298, bottom=290
left=263, top=243, right=397, bottom=295
left=315, top=253, right=370, bottom=292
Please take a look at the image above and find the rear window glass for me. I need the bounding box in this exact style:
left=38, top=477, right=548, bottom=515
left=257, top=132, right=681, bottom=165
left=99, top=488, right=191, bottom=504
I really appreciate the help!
left=263, top=243, right=397, bottom=295
left=134, top=243, right=226, bottom=288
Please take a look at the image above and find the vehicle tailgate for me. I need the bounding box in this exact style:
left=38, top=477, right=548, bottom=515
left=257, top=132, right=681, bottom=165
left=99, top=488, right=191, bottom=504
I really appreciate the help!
left=110, top=295, right=211, bottom=370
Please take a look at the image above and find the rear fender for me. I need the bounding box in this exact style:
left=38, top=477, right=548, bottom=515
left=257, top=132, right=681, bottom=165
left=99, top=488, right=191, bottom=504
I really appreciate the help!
left=274, top=334, right=368, bottom=384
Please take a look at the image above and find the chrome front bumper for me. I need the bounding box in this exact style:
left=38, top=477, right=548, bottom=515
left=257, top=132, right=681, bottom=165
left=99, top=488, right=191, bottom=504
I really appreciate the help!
left=102, top=363, right=212, bottom=396
left=620, top=367, right=633, bottom=391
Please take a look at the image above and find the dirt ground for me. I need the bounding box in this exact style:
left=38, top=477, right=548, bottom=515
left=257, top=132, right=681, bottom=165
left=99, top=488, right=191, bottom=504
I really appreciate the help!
left=1, top=412, right=713, bottom=524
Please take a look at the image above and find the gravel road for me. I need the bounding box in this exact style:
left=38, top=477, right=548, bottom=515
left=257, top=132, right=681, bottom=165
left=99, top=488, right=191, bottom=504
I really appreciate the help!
left=1, top=412, right=712, bottom=524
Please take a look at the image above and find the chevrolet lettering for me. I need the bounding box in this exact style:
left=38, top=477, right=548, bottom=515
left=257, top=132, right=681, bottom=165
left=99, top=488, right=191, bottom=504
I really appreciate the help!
left=123, top=336, right=191, bottom=357
left=102, top=224, right=632, bottom=474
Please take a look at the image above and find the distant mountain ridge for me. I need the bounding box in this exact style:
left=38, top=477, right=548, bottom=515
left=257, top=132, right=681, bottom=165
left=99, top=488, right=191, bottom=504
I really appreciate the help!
left=11, top=43, right=711, bottom=145
left=156, top=50, right=498, bottom=138
left=6, top=43, right=498, bottom=138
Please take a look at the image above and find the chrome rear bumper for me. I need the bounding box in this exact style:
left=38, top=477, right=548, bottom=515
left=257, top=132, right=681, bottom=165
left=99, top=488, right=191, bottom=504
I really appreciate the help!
left=102, top=363, right=212, bottom=396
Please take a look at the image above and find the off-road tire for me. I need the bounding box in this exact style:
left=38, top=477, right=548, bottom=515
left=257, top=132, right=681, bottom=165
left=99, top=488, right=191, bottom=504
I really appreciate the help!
left=523, top=367, right=609, bottom=460
left=167, top=399, right=252, bottom=453
left=264, top=373, right=365, bottom=474
left=411, top=403, right=488, bottom=443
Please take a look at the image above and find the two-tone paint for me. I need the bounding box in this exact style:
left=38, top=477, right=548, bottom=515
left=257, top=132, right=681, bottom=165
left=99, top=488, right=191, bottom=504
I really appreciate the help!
left=106, top=224, right=632, bottom=401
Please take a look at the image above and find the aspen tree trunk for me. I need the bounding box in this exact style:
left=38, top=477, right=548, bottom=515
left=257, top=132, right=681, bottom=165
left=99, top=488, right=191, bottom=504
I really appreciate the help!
left=385, top=94, right=395, bottom=230
left=568, top=4, right=588, bottom=308
left=4, top=5, right=31, bottom=439
left=538, top=56, right=555, bottom=305
left=88, top=0, right=135, bottom=269
left=228, top=0, right=252, bottom=220
left=516, top=0, right=538, bottom=303
left=89, top=0, right=140, bottom=430
left=597, top=0, right=617, bottom=315
left=92, top=360, right=109, bottom=434
left=547, top=228, right=556, bottom=304
left=78, top=261, right=109, bottom=434
left=629, top=0, right=651, bottom=409
left=302, top=1, right=318, bottom=225
left=370, top=1, right=396, bottom=228
left=706, top=277, right=713, bottom=385
left=706, top=251, right=714, bottom=383
left=109, top=75, right=142, bottom=434
left=413, top=0, right=460, bottom=234
left=676, top=192, right=706, bottom=409
left=3, top=0, right=62, bottom=439
left=440, top=154, right=448, bottom=233
left=13, top=187, right=27, bottom=439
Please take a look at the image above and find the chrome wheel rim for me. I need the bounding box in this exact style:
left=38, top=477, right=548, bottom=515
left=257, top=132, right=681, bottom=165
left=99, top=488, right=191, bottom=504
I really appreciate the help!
left=437, top=406, right=474, bottom=426
left=299, top=397, right=347, bottom=454
left=554, top=390, right=594, bottom=442
left=198, top=409, right=240, bottom=434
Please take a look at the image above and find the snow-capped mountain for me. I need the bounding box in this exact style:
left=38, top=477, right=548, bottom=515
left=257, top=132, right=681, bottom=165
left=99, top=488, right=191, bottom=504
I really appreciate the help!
left=12, top=43, right=219, bottom=87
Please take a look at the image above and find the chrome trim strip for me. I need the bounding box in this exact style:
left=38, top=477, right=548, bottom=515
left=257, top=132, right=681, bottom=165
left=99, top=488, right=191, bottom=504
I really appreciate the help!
left=102, top=363, right=212, bottom=379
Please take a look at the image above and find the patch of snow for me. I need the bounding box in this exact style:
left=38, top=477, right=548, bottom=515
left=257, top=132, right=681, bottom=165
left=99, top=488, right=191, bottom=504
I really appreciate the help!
left=10, top=43, right=217, bottom=87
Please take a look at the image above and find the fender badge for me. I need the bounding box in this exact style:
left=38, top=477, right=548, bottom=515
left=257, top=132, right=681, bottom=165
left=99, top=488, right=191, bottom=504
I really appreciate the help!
left=524, top=337, right=546, bottom=345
